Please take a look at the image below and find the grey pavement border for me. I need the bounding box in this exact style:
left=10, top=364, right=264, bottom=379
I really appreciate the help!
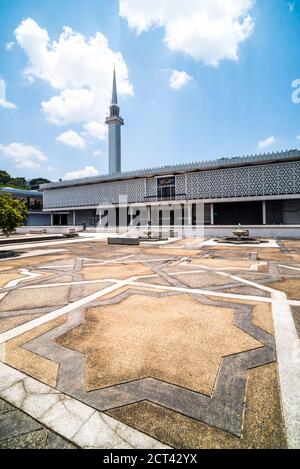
left=0, top=397, right=76, bottom=449
left=0, top=363, right=169, bottom=449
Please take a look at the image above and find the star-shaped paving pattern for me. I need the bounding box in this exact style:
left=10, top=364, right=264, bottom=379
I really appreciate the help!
left=57, top=294, right=262, bottom=395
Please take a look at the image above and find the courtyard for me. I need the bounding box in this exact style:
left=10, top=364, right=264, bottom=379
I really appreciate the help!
left=0, top=234, right=299, bottom=449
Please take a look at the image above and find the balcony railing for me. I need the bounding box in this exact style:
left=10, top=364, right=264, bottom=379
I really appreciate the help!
left=144, top=193, right=187, bottom=202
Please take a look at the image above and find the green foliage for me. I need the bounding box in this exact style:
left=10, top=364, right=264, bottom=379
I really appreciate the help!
left=0, top=170, right=51, bottom=190
left=0, top=170, right=28, bottom=189
left=29, top=178, right=50, bottom=189
left=8, top=177, right=29, bottom=189
left=0, top=193, right=28, bottom=237
left=0, top=170, right=11, bottom=185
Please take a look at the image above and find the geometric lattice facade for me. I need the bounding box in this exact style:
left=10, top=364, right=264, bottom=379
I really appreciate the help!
left=43, top=157, right=300, bottom=210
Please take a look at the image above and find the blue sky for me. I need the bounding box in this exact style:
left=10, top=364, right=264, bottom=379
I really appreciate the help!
left=0, top=0, right=299, bottom=181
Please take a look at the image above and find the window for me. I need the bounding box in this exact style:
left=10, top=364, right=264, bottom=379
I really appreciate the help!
left=157, top=177, right=175, bottom=201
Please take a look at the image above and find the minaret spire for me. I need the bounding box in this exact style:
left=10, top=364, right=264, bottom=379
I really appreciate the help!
left=112, top=67, right=118, bottom=105
left=105, top=68, right=124, bottom=174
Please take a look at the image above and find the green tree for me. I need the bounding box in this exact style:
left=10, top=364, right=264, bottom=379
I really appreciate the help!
left=0, top=170, right=29, bottom=189
left=0, top=170, right=11, bottom=185
left=9, top=177, right=28, bottom=189
left=29, top=178, right=50, bottom=189
left=0, top=193, right=28, bottom=237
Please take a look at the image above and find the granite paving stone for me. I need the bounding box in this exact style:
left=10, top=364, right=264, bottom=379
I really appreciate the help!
left=0, top=409, right=42, bottom=441
left=0, top=397, right=76, bottom=449
left=291, top=306, right=300, bottom=338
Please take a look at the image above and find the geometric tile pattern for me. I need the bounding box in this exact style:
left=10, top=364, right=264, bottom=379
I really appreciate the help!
left=21, top=287, right=275, bottom=436
left=44, top=160, right=300, bottom=209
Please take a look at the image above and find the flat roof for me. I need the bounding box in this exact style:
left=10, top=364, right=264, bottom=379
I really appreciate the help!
left=0, top=187, right=43, bottom=198
left=41, top=149, right=300, bottom=190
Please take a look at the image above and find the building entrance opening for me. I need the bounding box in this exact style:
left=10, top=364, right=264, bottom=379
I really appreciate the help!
left=214, top=202, right=263, bottom=225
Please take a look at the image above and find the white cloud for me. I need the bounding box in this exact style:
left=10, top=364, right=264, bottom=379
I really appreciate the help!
left=297, top=135, right=300, bottom=140
left=288, top=2, right=295, bottom=12
left=292, top=79, right=300, bottom=104
left=169, top=70, right=193, bottom=90
left=15, top=18, right=133, bottom=126
left=83, top=121, right=108, bottom=140
left=0, top=143, right=47, bottom=169
left=0, top=79, right=4, bottom=99
left=258, top=136, right=277, bottom=149
left=119, top=0, right=255, bottom=66
left=0, top=79, right=17, bottom=109
left=63, top=166, right=99, bottom=180
left=93, top=149, right=102, bottom=156
left=56, top=130, right=85, bottom=149
left=6, top=42, right=15, bottom=51
left=0, top=98, right=17, bottom=110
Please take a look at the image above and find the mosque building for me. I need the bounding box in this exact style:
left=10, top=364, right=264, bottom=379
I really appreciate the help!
left=41, top=71, right=300, bottom=237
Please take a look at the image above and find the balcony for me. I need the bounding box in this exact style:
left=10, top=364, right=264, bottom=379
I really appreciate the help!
left=144, top=193, right=187, bottom=202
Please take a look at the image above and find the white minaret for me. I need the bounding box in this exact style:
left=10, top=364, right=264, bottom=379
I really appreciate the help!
left=105, top=69, right=124, bottom=174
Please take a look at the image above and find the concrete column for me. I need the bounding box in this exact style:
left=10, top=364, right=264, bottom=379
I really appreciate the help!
left=210, top=203, right=214, bottom=225
left=129, top=207, right=134, bottom=226
left=147, top=206, right=151, bottom=224
left=98, top=209, right=102, bottom=227
left=262, top=201, right=267, bottom=225
left=73, top=211, right=76, bottom=226
left=50, top=213, right=54, bottom=226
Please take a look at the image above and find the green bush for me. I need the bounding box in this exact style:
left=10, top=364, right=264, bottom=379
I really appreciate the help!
left=0, top=193, right=28, bottom=237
